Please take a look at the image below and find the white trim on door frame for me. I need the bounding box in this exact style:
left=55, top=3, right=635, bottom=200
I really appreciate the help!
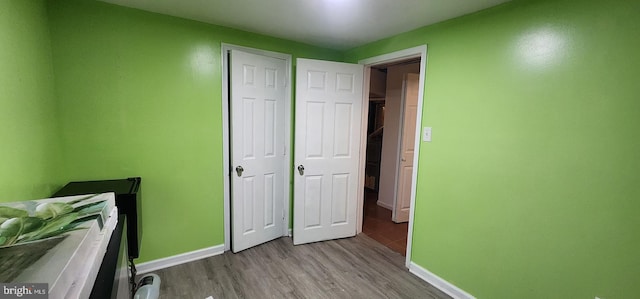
left=221, top=43, right=292, bottom=251
left=357, top=45, right=428, bottom=268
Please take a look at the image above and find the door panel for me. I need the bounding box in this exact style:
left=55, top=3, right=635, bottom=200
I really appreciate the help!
left=231, top=50, right=286, bottom=252
left=294, top=58, right=363, bottom=245
left=393, top=73, right=419, bottom=223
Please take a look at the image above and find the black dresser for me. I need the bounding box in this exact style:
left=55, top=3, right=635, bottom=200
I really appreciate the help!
left=53, top=177, right=142, bottom=259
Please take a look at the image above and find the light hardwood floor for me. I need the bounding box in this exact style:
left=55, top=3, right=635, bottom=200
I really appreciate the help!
left=150, top=234, right=451, bottom=299
left=363, top=190, right=409, bottom=255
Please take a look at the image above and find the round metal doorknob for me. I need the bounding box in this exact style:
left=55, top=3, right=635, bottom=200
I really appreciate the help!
left=297, top=165, right=305, bottom=176
left=235, top=165, right=244, bottom=177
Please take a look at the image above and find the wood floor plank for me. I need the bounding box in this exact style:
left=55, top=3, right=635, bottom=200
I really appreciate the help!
left=149, top=235, right=452, bottom=299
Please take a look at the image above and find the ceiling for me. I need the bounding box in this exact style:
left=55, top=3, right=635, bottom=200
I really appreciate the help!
left=100, top=0, right=511, bottom=50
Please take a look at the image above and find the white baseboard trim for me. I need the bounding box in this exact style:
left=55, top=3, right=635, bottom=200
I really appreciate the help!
left=136, top=244, right=225, bottom=274
left=409, top=262, right=476, bottom=299
left=376, top=200, right=393, bottom=210
left=288, top=228, right=292, bottom=237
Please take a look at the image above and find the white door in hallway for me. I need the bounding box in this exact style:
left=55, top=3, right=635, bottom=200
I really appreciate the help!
left=393, top=73, right=419, bottom=223
left=293, top=58, right=364, bottom=245
left=230, top=49, right=286, bottom=252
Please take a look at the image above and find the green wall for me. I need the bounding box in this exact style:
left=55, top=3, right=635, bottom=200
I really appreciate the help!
left=46, top=0, right=341, bottom=263
left=0, top=0, right=63, bottom=202
left=346, top=0, right=640, bottom=298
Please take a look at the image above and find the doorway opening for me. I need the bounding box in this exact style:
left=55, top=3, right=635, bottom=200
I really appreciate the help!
left=362, top=58, right=421, bottom=256
left=357, top=45, right=427, bottom=268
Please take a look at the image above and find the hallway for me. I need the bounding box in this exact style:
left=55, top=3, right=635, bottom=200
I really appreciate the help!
left=362, top=190, right=409, bottom=256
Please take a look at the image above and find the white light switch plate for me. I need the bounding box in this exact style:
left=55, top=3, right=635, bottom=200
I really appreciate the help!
left=423, top=127, right=432, bottom=142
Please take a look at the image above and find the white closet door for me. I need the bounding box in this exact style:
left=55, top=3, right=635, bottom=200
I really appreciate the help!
left=230, top=50, right=286, bottom=252
left=293, top=58, right=364, bottom=245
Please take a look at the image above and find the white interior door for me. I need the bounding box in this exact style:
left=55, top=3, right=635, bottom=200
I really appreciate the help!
left=293, top=58, right=364, bottom=245
left=230, top=49, right=286, bottom=252
left=393, top=73, right=419, bottom=223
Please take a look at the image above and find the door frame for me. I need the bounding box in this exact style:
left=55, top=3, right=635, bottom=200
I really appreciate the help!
left=357, top=45, right=427, bottom=268
left=221, top=44, right=292, bottom=251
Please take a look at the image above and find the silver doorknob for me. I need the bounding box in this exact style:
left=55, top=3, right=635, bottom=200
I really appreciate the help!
left=297, top=165, right=305, bottom=176
left=236, top=166, right=244, bottom=177
left=401, top=158, right=406, bottom=162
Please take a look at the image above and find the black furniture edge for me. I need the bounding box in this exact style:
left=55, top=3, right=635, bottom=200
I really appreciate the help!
left=90, top=215, right=127, bottom=299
